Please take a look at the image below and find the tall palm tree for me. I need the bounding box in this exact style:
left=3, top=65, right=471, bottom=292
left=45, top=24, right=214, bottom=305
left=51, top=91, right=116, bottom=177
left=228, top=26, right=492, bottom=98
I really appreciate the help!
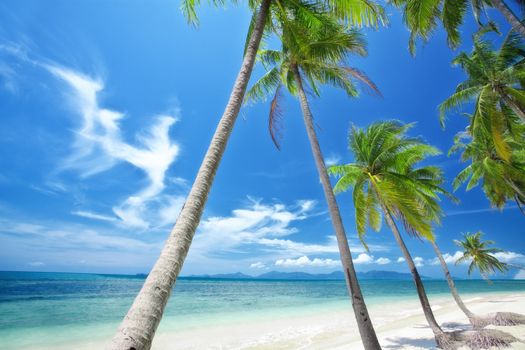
left=390, top=0, right=525, bottom=53
left=328, top=121, right=453, bottom=348
left=455, top=231, right=509, bottom=278
left=246, top=9, right=382, bottom=349
left=110, top=0, right=386, bottom=348
left=449, top=121, right=525, bottom=211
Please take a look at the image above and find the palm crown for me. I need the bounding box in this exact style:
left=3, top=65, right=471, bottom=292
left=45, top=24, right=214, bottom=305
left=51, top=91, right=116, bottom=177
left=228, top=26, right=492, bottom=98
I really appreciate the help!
left=246, top=7, right=379, bottom=148
left=455, top=231, right=509, bottom=277
left=440, top=32, right=525, bottom=160
left=328, top=121, right=453, bottom=246
left=182, top=0, right=386, bottom=27
left=450, top=119, right=525, bottom=209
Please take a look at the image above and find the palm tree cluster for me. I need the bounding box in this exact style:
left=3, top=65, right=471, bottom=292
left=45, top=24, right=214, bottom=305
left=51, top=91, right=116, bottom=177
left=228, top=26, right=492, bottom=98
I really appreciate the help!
left=440, top=30, right=525, bottom=211
left=107, top=0, right=525, bottom=349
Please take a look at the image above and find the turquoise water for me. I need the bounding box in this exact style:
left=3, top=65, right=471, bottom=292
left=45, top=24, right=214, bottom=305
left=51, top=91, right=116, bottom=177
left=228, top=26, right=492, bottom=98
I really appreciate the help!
left=1, top=271, right=525, bottom=348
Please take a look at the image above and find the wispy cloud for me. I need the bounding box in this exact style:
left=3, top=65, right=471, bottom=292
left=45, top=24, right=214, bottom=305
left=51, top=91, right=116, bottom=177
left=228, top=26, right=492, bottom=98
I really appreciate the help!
left=446, top=206, right=518, bottom=217
left=187, top=198, right=390, bottom=271
left=325, top=153, right=341, bottom=167
left=72, top=210, right=118, bottom=222
left=0, top=216, right=162, bottom=271
left=45, top=65, right=182, bottom=229
left=250, top=262, right=266, bottom=269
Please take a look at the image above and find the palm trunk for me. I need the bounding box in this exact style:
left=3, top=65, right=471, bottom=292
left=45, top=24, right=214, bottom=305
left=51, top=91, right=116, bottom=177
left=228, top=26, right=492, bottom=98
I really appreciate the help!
left=109, top=1, right=271, bottom=348
left=501, top=92, right=525, bottom=123
left=491, top=0, right=525, bottom=39
left=381, top=204, right=450, bottom=348
left=430, top=240, right=477, bottom=324
left=292, top=65, right=381, bottom=350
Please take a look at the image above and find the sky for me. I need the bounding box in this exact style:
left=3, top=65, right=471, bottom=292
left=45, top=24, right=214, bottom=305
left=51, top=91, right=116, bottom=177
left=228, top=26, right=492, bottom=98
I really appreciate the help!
left=0, top=0, right=524, bottom=279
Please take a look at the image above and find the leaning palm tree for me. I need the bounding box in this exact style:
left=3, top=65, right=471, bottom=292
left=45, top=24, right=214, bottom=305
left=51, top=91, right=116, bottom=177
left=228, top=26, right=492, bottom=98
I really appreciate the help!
left=430, top=240, right=482, bottom=327
left=110, top=0, right=386, bottom=348
left=246, top=9, right=382, bottom=349
left=455, top=233, right=525, bottom=327
left=328, top=121, right=454, bottom=348
left=449, top=121, right=525, bottom=211
left=390, top=0, right=525, bottom=53
left=455, top=231, right=509, bottom=278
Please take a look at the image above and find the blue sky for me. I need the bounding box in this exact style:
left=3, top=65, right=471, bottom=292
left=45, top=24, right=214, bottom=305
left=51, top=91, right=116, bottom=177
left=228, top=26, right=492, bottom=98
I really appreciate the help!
left=0, top=0, right=524, bottom=279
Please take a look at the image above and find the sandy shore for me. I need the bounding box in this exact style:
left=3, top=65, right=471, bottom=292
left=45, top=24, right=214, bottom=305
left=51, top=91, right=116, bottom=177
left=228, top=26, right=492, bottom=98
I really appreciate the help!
left=149, top=292, right=525, bottom=349
left=22, top=292, right=525, bottom=349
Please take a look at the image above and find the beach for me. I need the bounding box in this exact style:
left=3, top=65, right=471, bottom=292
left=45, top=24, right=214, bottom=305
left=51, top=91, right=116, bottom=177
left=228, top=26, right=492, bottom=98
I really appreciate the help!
left=1, top=272, right=524, bottom=349
left=151, top=292, right=525, bottom=349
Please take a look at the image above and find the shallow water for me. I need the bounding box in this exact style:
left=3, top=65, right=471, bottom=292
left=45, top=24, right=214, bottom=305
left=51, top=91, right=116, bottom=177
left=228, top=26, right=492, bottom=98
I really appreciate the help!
left=1, top=271, right=524, bottom=349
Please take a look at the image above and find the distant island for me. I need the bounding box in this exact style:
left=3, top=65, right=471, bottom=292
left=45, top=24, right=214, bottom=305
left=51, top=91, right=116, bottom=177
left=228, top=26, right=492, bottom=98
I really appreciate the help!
left=181, top=270, right=433, bottom=281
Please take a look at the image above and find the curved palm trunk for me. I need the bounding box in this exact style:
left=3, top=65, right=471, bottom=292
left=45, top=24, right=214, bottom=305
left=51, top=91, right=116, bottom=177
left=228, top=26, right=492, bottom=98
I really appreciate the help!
left=292, top=65, right=381, bottom=350
left=491, top=0, right=525, bottom=39
left=430, top=240, right=477, bottom=324
left=109, top=1, right=271, bottom=348
left=381, top=205, right=450, bottom=348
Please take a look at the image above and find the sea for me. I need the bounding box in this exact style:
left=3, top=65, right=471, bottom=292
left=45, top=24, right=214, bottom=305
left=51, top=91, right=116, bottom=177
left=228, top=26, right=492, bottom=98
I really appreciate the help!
left=1, top=271, right=524, bottom=349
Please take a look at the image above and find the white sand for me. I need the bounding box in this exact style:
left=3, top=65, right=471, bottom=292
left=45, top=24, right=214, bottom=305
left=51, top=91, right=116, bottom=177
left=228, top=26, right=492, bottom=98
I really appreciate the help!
left=26, top=292, right=525, bottom=349
left=150, top=292, right=525, bottom=349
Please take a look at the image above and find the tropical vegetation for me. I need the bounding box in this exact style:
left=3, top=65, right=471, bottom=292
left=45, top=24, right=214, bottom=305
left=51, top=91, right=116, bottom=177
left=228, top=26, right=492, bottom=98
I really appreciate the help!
left=455, top=231, right=509, bottom=278
left=110, top=0, right=385, bottom=348
left=109, top=0, right=525, bottom=348
left=328, top=121, right=454, bottom=347
left=390, top=0, right=525, bottom=54
left=246, top=8, right=383, bottom=348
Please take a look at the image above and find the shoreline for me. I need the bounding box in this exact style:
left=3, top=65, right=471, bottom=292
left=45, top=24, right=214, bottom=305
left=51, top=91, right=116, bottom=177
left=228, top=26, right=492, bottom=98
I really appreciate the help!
left=6, top=291, right=525, bottom=349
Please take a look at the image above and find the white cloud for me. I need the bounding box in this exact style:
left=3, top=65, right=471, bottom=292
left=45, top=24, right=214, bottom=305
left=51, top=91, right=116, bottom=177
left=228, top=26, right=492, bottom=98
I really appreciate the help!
left=353, top=253, right=374, bottom=264
left=28, top=261, right=45, bottom=266
left=375, top=257, right=391, bottom=265
left=191, top=199, right=327, bottom=255
left=414, top=256, right=424, bottom=267
left=430, top=251, right=465, bottom=266
left=352, top=253, right=391, bottom=265
left=72, top=210, right=118, bottom=222
left=325, top=154, right=341, bottom=167
left=491, top=251, right=525, bottom=264
left=275, top=256, right=340, bottom=268
left=515, top=270, right=525, bottom=280
left=47, top=65, right=181, bottom=229
left=397, top=257, right=405, bottom=263
left=250, top=262, right=266, bottom=269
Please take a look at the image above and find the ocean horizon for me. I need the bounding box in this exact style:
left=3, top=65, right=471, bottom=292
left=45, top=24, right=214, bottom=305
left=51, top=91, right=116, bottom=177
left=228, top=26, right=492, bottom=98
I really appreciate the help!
left=1, top=271, right=525, bottom=349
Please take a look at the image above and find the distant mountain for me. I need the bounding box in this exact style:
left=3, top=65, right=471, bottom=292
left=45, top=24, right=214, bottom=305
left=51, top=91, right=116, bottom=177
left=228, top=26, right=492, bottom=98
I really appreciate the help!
left=182, top=270, right=431, bottom=281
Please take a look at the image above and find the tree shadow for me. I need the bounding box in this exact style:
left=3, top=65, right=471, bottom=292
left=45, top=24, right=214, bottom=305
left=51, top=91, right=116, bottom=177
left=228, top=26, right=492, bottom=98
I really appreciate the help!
left=383, top=336, right=437, bottom=349
left=441, top=321, right=471, bottom=330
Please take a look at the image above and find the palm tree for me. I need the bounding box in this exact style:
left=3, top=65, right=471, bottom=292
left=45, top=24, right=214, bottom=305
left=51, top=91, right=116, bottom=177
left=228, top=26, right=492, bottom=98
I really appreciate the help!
left=430, top=240, right=480, bottom=326
left=110, top=0, right=386, bottom=348
left=389, top=0, right=525, bottom=53
left=449, top=121, right=525, bottom=211
left=440, top=31, right=525, bottom=129
left=455, top=231, right=509, bottom=278
left=246, top=9, right=382, bottom=349
left=454, top=232, right=525, bottom=327
left=328, top=121, right=453, bottom=348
